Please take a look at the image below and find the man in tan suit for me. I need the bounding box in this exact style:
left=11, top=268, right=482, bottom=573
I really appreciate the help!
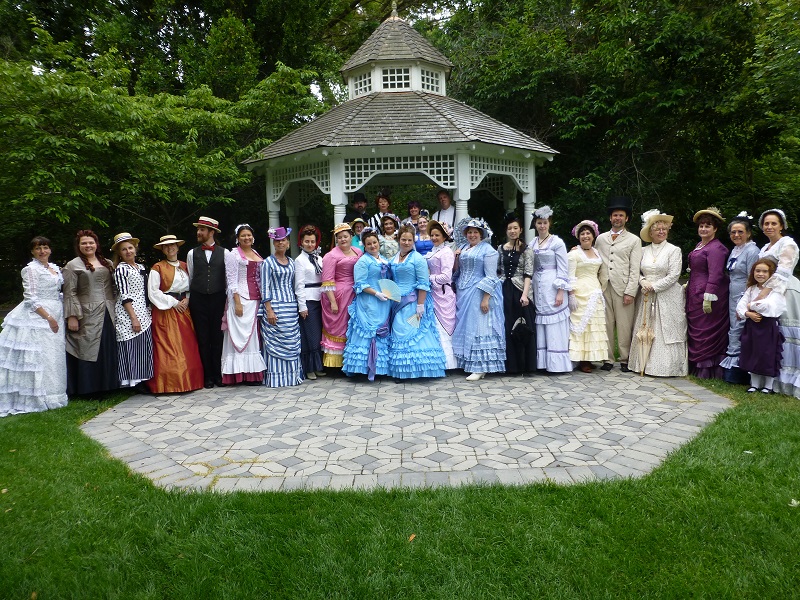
left=595, top=197, right=642, bottom=372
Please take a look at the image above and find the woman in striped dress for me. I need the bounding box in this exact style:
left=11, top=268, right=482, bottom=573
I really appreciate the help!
left=260, top=227, right=307, bottom=387
left=111, top=233, right=153, bottom=390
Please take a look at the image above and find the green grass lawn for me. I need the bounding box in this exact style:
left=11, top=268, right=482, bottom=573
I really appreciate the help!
left=1, top=382, right=799, bottom=599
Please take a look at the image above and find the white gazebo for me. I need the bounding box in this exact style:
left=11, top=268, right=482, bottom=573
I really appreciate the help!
left=243, top=9, right=557, bottom=246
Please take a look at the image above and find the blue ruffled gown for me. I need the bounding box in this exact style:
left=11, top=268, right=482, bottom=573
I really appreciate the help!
left=452, top=241, right=506, bottom=373
left=388, top=250, right=446, bottom=379
left=343, top=253, right=392, bottom=380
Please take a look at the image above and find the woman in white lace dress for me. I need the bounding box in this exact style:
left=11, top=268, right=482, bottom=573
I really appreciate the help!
left=0, top=236, right=68, bottom=417
left=756, top=209, right=800, bottom=397
left=629, top=210, right=688, bottom=377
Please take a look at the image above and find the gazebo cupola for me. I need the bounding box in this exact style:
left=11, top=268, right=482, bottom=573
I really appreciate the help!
left=339, top=11, right=452, bottom=100
left=243, top=7, right=557, bottom=248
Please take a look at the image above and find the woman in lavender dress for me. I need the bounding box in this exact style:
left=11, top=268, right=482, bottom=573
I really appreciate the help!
left=720, top=213, right=760, bottom=384
left=686, top=208, right=730, bottom=379
left=529, top=206, right=572, bottom=373
left=425, top=220, right=458, bottom=370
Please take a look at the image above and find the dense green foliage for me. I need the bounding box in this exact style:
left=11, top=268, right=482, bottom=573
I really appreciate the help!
left=0, top=0, right=797, bottom=291
left=1, top=383, right=799, bottom=597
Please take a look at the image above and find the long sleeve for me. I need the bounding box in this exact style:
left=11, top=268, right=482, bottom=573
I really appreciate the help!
left=413, top=253, right=431, bottom=292
left=703, top=241, right=729, bottom=300
left=476, top=245, right=501, bottom=295
left=259, top=259, right=272, bottom=303
left=735, top=288, right=752, bottom=320
left=553, top=238, right=571, bottom=291
left=320, top=249, right=338, bottom=292
left=186, top=249, right=194, bottom=280
left=147, top=269, right=178, bottom=310
left=652, top=246, right=683, bottom=293
left=763, top=237, right=800, bottom=294
left=225, top=250, right=240, bottom=296
left=62, top=261, right=83, bottom=320
left=114, top=265, right=134, bottom=305
left=293, top=259, right=307, bottom=312
left=21, top=265, right=42, bottom=312
left=430, top=249, right=454, bottom=286
left=625, top=238, right=643, bottom=297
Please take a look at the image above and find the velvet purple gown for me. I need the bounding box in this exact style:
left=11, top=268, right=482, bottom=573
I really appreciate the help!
left=686, top=238, right=730, bottom=378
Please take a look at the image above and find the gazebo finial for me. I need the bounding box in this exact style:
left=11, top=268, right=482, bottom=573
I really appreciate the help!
left=391, top=1, right=398, bottom=18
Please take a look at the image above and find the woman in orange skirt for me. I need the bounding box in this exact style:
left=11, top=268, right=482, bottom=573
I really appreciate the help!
left=146, top=235, right=204, bottom=393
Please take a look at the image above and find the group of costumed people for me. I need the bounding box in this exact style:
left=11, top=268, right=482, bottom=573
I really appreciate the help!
left=1, top=194, right=798, bottom=418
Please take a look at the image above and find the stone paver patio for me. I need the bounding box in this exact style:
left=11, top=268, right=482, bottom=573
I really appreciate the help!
left=80, top=371, right=731, bottom=492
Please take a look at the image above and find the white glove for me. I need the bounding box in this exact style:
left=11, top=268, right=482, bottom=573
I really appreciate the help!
left=568, top=294, right=578, bottom=312
left=374, top=291, right=387, bottom=301
left=640, top=279, right=655, bottom=292
left=415, top=303, right=425, bottom=317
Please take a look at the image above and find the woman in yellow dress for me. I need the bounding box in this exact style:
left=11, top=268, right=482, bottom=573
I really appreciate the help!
left=567, top=220, right=608, bottom=372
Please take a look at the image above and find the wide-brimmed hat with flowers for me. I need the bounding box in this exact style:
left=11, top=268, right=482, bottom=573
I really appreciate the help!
left=571, top=220, right=600, bottom=240
left=640, top=209, right=674, bottom=243
left=459, top=217, right=493, bottom=241
left=427, top=220, right=453, bottom=242
left=153, top=234, right=185, bottom=249
left=268, top=227, right=291, bottom=241
left=332, top=223, right=353, bottom=236
left=110, top=232, right=140, bottom=253
left=192, top=216, right=221, bottom=233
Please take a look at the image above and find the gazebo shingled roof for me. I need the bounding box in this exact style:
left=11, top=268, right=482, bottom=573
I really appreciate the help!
left=243, top=91, right=556, bottom=164
left=340, top=15, right=453, bottom=73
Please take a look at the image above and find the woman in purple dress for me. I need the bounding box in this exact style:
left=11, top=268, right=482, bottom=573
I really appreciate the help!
left=425, top=220, right=458, bottom=369
left=686, top=207, right=730, bottom=379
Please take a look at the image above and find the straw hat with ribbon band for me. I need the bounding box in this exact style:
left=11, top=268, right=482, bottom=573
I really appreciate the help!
left=759, top=208, right=789, bottom=231
left=350, top=218, right=368, bottom=229
left=427, top=220, right=453, bottom=242
left=192, top=216, right=221, bottom=233
left=332, top=223, right=353, bottom=236
left=110, top=232, right=140, bottom=253
left=571, top=220, right=600, bottom=240
left=267, top=227, right=291, bottom=241
left=640, top=209, right=674, bottom=243
left=693, top=207, right=725, bottom=226
left=153, top=234, right=185, bottom=249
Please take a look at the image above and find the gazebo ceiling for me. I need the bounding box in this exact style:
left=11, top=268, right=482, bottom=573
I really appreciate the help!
left=340, top=15, right=452, bottom=75
left=243, top=91, right=557, bottom=167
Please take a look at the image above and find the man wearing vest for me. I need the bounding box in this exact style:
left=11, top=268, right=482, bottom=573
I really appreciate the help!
left=595, top=197, right=642, bottom=372
left=187, top=216, right=229, bottom=388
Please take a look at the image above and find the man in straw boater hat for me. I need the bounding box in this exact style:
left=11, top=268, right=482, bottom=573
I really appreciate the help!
left=594, top=196, right=643, bottom=372
left=186, top=216, right=230, bottom=388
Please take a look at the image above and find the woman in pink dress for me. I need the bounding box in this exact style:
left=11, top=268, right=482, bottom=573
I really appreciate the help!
left=320, top=223, right=363, bottom=368
left=425, top=220, right=458, bottom=369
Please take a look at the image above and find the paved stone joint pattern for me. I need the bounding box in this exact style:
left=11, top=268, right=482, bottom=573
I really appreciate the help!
left=80, top=372, right=731, bottom=492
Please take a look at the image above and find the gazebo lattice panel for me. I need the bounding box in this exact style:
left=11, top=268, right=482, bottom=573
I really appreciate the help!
left=475, top=174, right=505, bottom=201
left=344, top=155, right=456, bottom=191
left=271, top=161, right=331, bottom=199
left=470, top=156, right=529, bottom=192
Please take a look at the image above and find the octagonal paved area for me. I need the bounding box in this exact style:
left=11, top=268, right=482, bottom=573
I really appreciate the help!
left=81, top=371, right=731, bottom=492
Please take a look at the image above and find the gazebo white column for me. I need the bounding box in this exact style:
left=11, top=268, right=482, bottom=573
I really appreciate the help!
left=522, top=162, right=537, bottom=244
left=284, top=185, right=300, bottom=253
left=455, top=152, right=471, bottom=221
left=328, top=155, right=348, bottom=225
left=266, top=170, right=280, bottom=252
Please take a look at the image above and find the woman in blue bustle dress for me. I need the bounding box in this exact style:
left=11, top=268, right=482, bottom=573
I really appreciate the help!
left=343, top=229, right=392, bottom=380
left=387, top=225, right=446, bottom=380
left=452, top=218, right=506, bottom=381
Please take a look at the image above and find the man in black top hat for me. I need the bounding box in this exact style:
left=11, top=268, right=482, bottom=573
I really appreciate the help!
left=344, top=192, right=370, bottom=223
left=594, top=197, right=642, bottom=372
left=187, top=216, right=230, bottom=388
